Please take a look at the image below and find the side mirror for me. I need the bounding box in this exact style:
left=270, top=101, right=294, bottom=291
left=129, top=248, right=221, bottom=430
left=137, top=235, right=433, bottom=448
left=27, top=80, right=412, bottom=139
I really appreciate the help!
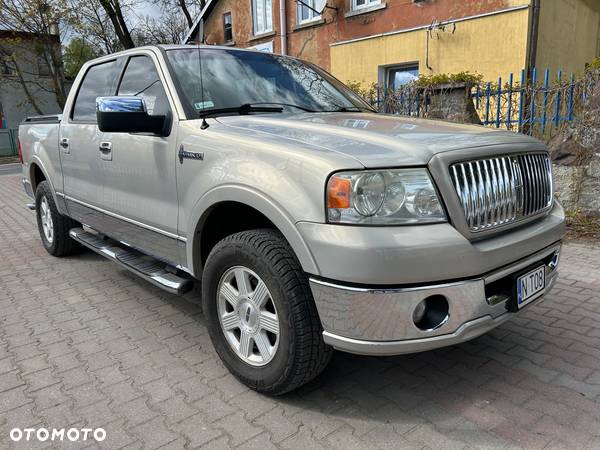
left=96, top=96, right=169, bottom=136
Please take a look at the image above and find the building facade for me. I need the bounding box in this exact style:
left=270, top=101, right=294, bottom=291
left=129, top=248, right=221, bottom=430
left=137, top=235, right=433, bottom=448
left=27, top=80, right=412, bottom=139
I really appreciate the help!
left=0, top=30, right=66, bottom=130
left=185, top=0, right=600, bottom=89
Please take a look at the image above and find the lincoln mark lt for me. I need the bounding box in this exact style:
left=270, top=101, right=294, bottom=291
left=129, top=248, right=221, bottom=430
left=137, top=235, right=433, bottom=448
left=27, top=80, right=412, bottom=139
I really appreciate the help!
left=19, top=46, right=565, bottom=394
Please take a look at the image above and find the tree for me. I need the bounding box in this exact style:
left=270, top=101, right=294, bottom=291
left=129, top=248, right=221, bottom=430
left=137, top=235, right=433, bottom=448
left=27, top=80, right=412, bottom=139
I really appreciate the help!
left=142, top=0, right=205, bottom=44
left=63, top=37, right=98, bottom=79
left=97, top=0, right=135, bottom=49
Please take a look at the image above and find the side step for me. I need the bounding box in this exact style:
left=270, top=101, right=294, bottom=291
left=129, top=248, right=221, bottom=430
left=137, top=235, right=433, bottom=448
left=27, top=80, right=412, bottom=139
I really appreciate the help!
left=69, top=228, right=193, bottom=295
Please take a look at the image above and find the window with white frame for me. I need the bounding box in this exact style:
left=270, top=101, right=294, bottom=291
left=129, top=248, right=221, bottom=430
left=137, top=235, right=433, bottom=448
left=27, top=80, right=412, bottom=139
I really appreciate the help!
left=297, top=0, right=325, bottom=24
left=252, top=0, right=273, bottom=35
left=352, top=0, right=380, bottom=11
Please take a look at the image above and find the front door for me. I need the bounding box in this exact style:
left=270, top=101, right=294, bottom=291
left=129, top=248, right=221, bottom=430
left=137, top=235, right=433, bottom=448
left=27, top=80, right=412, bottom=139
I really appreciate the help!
left=100, top=53, right=181, bottom=265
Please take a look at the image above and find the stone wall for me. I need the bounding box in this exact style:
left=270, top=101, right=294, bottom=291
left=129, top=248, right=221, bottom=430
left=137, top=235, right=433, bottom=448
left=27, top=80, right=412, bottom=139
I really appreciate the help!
left=548, top=75, right=600, bottom=214
left=553, top=153, right=600, bottom=213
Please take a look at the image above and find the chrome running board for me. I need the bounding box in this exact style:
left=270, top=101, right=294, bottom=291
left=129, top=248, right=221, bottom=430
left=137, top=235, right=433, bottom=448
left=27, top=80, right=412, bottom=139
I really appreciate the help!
left=69, top=227, right=193, bottom=295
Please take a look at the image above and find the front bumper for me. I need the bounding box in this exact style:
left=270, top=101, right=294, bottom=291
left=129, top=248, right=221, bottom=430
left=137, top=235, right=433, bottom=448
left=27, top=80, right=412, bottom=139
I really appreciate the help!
left=310, top=242, right=561, bottom=356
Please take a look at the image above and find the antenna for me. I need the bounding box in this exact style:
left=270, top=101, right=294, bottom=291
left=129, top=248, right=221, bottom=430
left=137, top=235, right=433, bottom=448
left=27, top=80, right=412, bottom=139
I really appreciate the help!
left=197, top=36, right=209, bottom=130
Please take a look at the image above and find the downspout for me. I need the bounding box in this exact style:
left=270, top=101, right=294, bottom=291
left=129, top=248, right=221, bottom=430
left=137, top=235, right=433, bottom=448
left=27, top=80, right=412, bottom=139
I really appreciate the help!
left=526, top=0, right=540, bottom=77
left=279, top=0, right=287, bottom=55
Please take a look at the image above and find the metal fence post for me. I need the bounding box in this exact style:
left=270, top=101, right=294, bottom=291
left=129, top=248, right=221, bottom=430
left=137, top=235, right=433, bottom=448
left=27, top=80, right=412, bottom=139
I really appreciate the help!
left=507, top=73, right=514, bottom=129
left=554, top=70, right=562, bottom=128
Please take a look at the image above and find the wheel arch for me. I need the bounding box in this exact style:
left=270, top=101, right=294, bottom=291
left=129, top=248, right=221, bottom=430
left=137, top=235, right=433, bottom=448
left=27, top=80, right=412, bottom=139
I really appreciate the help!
left=28, top=157, right=67, bottom=215
left=186, top=185, right=319, bottom=278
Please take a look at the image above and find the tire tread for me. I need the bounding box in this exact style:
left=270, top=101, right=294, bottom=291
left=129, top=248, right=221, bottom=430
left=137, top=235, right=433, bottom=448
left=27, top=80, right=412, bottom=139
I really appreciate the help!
left=204, top=229, right=332, bottom=395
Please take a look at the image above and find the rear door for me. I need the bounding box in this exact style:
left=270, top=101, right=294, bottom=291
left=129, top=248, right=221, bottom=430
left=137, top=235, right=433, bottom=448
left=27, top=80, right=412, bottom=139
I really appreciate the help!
left=99, top=51, right=181, bottom=265
left=60, top=59, right=121, bottom=230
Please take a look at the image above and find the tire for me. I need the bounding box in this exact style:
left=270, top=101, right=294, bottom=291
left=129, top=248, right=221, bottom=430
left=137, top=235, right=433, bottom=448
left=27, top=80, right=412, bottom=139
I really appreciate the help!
left=202, top=229, right=332, bottom=395
left=35, top=180, right=81, bottom=257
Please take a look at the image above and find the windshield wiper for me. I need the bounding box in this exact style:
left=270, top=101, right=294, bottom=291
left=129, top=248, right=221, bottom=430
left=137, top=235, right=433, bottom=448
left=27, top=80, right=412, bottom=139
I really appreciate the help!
left=198, top=103, right=284, bottom=118
left=243, top=102, right=319, bottom=112
left=324, top=106, right=376, bottom=113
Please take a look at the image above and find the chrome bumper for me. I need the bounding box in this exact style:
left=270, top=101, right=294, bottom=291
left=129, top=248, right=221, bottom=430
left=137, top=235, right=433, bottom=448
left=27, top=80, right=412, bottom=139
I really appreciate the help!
left=310, top=243, right=561, bottom=356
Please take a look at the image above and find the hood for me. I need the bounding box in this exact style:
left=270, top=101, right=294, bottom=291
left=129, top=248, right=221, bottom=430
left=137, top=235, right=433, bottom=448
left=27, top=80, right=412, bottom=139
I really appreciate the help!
left=216, top=112, right=543, bottom=168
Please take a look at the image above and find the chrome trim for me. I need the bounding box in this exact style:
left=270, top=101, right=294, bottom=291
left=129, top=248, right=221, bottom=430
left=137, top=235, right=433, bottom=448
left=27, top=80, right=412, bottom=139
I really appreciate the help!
left=449, top=152, right=553, bottom=232
left=69, top=228, right=192, bottom=295
left=318, top=272, right=558, bottom=356
left=322, top=314, right=513, bottom=356
left=308, top=277, right=470, bottom=294
left=484, top=242, right=561, bottom=283
left=22, top=179, right=34, bottom=199
left=310, top=242, right=561, bottom=354
left=63, top=194, right=187, bottom=242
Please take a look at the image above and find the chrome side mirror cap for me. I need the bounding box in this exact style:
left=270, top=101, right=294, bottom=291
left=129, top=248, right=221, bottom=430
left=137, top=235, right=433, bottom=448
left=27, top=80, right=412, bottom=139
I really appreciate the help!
left=96, top=96, right=169, bottom=136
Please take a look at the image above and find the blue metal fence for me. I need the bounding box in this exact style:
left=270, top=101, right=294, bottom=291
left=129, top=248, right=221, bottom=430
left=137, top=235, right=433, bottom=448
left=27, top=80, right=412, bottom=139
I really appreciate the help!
left=472, top=67, right=596, bottom=135
left=373, top=67, right=598, bottom=137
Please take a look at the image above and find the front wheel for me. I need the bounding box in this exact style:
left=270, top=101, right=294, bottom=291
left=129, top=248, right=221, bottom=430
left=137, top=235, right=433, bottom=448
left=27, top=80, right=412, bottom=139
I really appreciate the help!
left=202, top=229, right=332, bottom=395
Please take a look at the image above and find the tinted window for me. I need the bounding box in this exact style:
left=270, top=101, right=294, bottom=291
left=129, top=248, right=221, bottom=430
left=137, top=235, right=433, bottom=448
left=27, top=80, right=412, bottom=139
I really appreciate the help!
left=166, top=49, right=373, bottom=116
left=72, top=60, right=118, bottom=121
left=118, top=56, right=170, bottom=116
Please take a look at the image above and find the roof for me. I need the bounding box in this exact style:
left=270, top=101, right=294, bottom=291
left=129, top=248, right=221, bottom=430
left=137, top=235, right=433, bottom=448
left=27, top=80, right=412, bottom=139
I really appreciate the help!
left=0, top=29, right=60, bottom=43
left=182, top=0, right=219, bottom=44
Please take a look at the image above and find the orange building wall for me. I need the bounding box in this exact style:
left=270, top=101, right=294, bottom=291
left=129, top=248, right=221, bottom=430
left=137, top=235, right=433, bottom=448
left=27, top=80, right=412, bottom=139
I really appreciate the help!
left=200, top=0, right=531, bottom=71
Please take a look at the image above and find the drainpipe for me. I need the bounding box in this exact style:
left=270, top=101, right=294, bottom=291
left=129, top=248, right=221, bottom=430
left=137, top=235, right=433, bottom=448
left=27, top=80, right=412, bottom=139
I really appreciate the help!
left=279, top=0, right=287, bottom=55
left=526, top=0, right=540, bottom=78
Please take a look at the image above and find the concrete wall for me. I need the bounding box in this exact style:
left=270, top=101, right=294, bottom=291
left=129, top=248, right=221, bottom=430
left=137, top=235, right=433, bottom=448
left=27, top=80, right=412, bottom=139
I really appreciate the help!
left=536, top=0, right=600, bottom=79
left=330, top=6, right=531, bottom=86
left=0, top=79, right=64, bottom=129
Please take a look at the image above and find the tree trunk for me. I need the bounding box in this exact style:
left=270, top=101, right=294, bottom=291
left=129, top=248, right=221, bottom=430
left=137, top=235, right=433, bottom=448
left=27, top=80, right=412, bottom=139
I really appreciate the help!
left=98, top=0, right=135, bottom=49
left=178, top=0, right=193, bottom=28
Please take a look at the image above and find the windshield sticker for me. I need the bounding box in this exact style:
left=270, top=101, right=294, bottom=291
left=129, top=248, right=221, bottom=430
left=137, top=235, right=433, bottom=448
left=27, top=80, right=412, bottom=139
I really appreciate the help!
left=194, top=101, right=215, bottom=110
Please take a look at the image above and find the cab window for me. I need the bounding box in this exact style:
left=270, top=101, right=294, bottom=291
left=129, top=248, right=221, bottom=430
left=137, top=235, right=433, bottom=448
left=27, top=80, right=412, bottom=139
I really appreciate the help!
left=72, top=60, right=118, bottom=122
left=117, top=56, right=170, bottom=116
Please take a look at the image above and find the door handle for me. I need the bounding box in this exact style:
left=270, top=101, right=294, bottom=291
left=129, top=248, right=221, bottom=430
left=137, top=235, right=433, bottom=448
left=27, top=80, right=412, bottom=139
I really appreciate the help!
left=99, top=141, right=112, bottom=161
left=99, top=142, right=112, bottom=153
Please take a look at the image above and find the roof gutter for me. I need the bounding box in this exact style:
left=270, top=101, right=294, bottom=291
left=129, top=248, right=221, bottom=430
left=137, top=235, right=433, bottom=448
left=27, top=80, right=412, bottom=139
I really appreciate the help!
left=526, top=0, right=541, bottom=77
left=279, top=0, right=287, bottom=55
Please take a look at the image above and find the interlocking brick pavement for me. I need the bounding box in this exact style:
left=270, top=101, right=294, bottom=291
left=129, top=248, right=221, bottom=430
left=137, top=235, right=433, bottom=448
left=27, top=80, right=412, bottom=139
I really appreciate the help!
left=1, top=172, right=600, bottom=449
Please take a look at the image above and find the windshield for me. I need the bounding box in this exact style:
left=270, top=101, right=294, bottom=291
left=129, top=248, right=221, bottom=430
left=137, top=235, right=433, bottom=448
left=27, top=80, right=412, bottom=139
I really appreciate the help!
left=166, top=48, right=374, bottom=117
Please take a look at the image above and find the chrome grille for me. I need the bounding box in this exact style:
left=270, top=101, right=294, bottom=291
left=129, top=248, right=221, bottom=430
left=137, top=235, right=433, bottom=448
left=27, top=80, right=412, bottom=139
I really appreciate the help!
left=449, top=153, right=553, bottom=232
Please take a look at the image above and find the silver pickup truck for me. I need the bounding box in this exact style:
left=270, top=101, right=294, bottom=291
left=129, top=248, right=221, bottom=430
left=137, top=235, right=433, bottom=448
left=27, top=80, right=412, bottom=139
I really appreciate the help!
left=19, top=45, right=565, bottom=394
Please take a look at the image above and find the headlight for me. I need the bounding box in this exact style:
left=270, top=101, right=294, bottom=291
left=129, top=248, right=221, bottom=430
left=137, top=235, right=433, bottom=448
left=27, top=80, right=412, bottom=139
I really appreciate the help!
left=327, top=169, right=446, bottom=225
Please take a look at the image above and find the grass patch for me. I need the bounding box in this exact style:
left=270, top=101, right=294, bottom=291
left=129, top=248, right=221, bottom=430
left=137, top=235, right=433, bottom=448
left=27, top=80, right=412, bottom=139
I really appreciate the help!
left=566, top=210, right=600, bottom=241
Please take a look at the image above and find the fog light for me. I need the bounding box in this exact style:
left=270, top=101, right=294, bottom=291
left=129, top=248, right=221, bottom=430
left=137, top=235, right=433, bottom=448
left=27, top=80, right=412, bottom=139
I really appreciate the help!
left=413, top=295, right=450, bottom=331
left=412, top=300, right=427, bottom=323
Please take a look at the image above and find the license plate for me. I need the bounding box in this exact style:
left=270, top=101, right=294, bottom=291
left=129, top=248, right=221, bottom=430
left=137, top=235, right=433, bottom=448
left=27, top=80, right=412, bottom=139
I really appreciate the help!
left=516, top=266, right=546, bottom=308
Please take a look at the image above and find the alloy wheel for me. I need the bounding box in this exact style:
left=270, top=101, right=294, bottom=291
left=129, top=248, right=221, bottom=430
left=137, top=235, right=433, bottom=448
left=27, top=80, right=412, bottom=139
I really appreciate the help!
left=40, top=196, right=54, bottom=244
left=217, top=266, right=280, bottom=366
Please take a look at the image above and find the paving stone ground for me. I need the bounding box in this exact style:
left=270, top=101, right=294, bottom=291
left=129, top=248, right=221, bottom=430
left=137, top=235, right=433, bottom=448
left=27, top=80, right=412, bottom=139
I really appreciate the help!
left=1, top=172, right=600, bottom=449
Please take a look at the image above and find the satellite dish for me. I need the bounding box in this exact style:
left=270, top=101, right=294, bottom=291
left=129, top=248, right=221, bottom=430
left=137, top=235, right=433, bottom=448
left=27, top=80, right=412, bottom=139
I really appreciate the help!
left=299, top=0, right=328, bottom=15
left=315, top=0, right=328, bottom=14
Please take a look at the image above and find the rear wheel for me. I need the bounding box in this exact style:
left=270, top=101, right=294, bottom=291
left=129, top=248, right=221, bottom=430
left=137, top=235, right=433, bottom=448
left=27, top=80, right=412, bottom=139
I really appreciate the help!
left=202, top=229, right=332, bottom=395
left=35, top=181, right=81, bottom=256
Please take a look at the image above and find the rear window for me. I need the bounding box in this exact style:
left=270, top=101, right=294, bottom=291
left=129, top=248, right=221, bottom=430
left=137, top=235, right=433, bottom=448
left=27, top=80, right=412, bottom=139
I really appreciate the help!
left=72, top=60, right=118, bottom=122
